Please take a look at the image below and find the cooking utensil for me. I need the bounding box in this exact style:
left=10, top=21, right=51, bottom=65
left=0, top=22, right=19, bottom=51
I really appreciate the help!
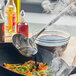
left=12, top=2, right=73, bottom=57
left=12, top=34, right=38, bottom=57
left=0, top=43, right=76, bottom=76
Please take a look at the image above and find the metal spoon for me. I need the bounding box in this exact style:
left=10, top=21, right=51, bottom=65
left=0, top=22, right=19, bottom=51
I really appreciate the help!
left=12, top=34, right=37, bottom=57
left=12, top=2, right=74, bottom=57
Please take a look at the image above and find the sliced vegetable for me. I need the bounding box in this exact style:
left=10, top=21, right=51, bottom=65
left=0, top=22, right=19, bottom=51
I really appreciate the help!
left=3, top=60, right=53, bottom=76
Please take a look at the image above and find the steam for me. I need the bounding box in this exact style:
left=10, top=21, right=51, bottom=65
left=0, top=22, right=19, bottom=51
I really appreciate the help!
left=41, top=0, right=76, bottom=16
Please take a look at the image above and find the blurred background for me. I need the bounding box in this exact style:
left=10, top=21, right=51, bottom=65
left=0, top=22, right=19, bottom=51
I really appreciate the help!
left=4, top=0, right=57, bottom=13
left=2, top=0, right=76, bottom=36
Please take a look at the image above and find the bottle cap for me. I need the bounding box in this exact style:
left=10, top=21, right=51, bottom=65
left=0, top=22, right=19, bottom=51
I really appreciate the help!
left=20, top=10, right=25, bottom=16
left=20, top=10, right=25, bottom=22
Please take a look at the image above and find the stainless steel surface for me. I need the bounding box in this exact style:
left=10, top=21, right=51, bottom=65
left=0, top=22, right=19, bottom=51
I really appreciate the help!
left=12, top=34, right=37, bottom=57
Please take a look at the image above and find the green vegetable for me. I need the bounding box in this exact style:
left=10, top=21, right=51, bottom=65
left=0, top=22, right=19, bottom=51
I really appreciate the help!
left=33, top=71, right=36, bottom=75
left=11, top=67, right=16, bottom=69
left=4, top=60, right=53, bottom=76
left=44, top=63, right=47, bottom=66
left=38, top=70, right=47, bottom=73
left=16, top=68, right=21, bottom=71
left=8, top=64, right=20, bottom=66
left=21, top=69, right=25, bottom=73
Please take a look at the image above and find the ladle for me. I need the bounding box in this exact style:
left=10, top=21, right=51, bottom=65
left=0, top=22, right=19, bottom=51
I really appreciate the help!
left=12, top=2, right=75, bottom=57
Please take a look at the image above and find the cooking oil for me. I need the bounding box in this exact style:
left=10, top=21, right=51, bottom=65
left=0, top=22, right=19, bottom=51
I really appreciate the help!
left=5, top=0, right=17, bottom=37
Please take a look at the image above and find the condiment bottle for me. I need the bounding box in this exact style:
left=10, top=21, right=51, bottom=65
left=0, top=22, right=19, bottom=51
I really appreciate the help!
left=0, top=4, right=4, bottom=43
left=18, top=10, right=28, bottom=37
left=5, top=0, right=17, bottom=37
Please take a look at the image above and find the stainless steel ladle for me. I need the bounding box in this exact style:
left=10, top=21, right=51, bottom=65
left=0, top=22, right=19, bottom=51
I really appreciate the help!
left=12, top=2, right=75, bottom=57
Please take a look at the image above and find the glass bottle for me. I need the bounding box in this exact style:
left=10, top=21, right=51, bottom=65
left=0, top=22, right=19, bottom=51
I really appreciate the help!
left=5, top=0, right=17, bottom=37
left=0, top=4, right=4, bottom=43
left=18, top=10, right=28, bottom=37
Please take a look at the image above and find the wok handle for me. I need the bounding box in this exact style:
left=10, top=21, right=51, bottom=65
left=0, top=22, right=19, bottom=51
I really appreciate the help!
left=69, top=66, right=76, bottom=75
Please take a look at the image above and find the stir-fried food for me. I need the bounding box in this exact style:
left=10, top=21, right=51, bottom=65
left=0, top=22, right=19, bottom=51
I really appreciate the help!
left=3, top=60, right=53, bottom=76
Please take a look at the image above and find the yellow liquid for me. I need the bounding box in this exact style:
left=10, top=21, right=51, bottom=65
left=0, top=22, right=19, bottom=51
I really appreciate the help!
left=5, top=3, right=17, bottom=37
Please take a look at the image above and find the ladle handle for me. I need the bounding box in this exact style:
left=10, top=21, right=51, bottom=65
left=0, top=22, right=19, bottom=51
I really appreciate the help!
left=31, top=3, right=72, bottom=41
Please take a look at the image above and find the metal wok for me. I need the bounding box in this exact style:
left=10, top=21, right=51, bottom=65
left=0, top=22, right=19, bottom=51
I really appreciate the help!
left=0, top=43, right=76, bottom=76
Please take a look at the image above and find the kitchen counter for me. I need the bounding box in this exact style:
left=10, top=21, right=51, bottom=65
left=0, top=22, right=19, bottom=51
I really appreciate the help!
left=61, top=36, right=76, bottom=66
left=61, top=37, right=76, bottom=76
left=62, top=37, right=76, bottom=76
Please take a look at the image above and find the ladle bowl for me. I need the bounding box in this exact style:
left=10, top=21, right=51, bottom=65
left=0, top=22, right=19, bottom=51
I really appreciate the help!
left=12, top=34, right=38, bottom=57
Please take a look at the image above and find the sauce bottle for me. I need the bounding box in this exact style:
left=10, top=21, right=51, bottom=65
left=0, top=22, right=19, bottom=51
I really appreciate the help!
left=18, top=10, right=28, bottom=37
left=5, top=0, right=17, bottom=37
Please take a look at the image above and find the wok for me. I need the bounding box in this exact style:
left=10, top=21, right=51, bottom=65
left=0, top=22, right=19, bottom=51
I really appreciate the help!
left=0, top=43, right=76, bottom=76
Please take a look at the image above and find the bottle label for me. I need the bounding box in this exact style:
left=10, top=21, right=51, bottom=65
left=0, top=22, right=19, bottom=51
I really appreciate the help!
left=5, top=13, right=17, bottom=31
left=5, top=14, right=9, bottom=26
left=13, top=14, right=16, bottom=31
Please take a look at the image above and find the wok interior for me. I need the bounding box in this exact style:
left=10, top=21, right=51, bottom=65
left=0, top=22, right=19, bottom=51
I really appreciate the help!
left=0, top=43, right=53, bottom=76
left=0, top=43, right=53, bottom=65
left=0, top=43, right=75, bottom=76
